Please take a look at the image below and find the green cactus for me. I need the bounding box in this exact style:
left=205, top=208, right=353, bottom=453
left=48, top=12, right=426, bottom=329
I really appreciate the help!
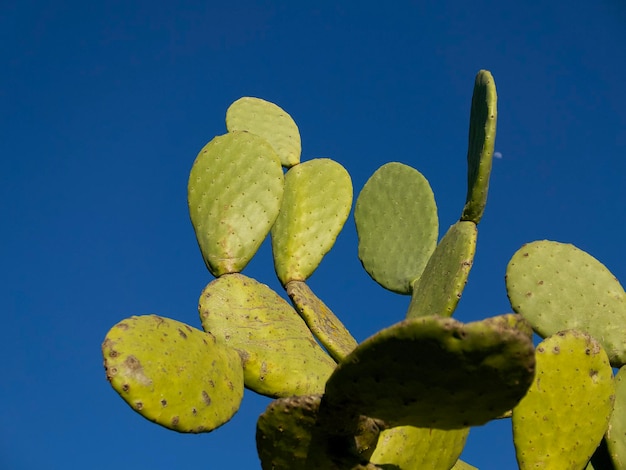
left=102, top=70, right=624, bottom=468
left=512, top=330, right=615, bottom=469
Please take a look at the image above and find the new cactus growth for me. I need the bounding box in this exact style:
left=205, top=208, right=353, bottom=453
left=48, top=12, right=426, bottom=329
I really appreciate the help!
left=101, top=70, right=624, bottom=468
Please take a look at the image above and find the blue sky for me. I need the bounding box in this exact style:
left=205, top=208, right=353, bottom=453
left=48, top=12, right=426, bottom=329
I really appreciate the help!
left=2, top=1, right=625, bottom=469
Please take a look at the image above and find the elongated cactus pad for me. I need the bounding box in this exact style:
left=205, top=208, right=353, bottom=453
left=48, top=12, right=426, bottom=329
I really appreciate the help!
left=226, top=97, right=301, bottom=167
left=406, top=220, right=477, bottom=318
left=355, top=162, right=438, bottom=294
left=286, top=280, right=358, bottom=362
left=512, top=330, right=615, bottom=470
left=370, top=425, right=469, bottom=470
left=198, top=273, right=336, bottom=397
left=271, top=158, right=353, bottom=284
left=461, top=70, right=497, bottom=224
left=607, top=366, right=626, bottom=469
left=323, top=315, right=535, bottom=429
left=102, top=315, right=244, bottom=433
left=506, top=240, right=626, bottom=366
left=188, top=131, right=284, bottom=276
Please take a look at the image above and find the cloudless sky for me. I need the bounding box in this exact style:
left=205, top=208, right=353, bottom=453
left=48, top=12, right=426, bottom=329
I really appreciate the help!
left=2, top=1, right=625, bottom=469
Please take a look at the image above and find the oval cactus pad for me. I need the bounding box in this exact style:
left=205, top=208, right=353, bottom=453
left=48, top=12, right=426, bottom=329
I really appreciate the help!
left=323, top=315, right=535, bottom=429
left=355, top=162, right=438, bottom=294
left=188, top=131, right=284, bottom=277
left=370, top=425, right=469, bottom=470
left=102, top=315, right=244, bottom=433
left=512, top=330, right=615, bottom=469
left=198, top=273, right=336, bottom=397
left=461, top=70, right=497, bottom=224
left=506, top=240, right=626, bottom=366
left=606, top=367, right=626, bottom=469
left=271, top=158, right=353, bottom=284
left=226, top=97, right=301, bottom=167
left=406, top=220, right=477, bottom=318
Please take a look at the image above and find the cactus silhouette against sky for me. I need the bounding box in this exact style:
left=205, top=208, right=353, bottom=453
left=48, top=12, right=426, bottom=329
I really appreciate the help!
left=102, top=70, right=626, bottom=469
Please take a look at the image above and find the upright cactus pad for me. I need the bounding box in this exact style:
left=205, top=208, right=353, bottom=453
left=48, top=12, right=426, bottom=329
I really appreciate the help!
left=406, top=220, right=477, bottom=318
left=188, top=131, right=284, bottom=276
left=506, top=240, right=626, bottom=366
left=607, top=366, right=626, bottom=469
left=461, top=70, right=497, bottom=224
left=512, top=330, right=615, bottom=469
left=355, top=162, right=438, bottom=294
left=322, top=315, right=535, bottom=429
left=226, top=97, right=301, bottom=168
left=102, top=315, right=244, bottom=433
left=370, top=425, right=469, bottom=470
left=271, top=158, right=353, bottom=284
left=198, top=273, right=336, bottom=397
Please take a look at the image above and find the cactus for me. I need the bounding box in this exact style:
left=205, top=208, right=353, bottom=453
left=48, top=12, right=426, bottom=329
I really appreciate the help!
left=101, top=70, right=624, bottom=468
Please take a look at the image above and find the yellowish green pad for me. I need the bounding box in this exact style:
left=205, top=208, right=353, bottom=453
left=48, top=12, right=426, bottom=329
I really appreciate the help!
left=226, top=97, right=301, bottom=167
left=370, top=425, right=469, bottom=470
left=506, top=240, right=626, bottom=366
left=607, top=366, right=626, bottom=469
left=512, top=330, right=614, bottom=470
left=102, top=315, right=244, bottom=433
left=188, top=131, right=284, bottom=276
left=461, top=70, right=497, bottom=224
left=198, top=273, right=336, bottom=397
left=286, top=280, right=357, bottom=362
left=407, top=220, right=477, bottom=318
left=271, top=158, right=352, bottom=284
left=355, top=162, right=438, bottom=294
left=323, top=315, right=535, bottom=429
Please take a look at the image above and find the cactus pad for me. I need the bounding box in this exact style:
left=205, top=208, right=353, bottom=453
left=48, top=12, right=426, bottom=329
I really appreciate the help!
left=406, top=220, right=477, bottom=318
left=198, top=273, right=336, bottom=397
left=461, top=70, right=497, bottom=224
left=322, top=315, right=535, bottom=429
left=286, top=280, right=358, bottom=362
left=226, top=97, right=301, bottom=167
left=370, top=425, right=469, bottom=469
left=506, top=240, right=626, bottom=366
left=355, top=162, right=438, bottom=294
left=512, top=330, right=615, bottom=469
left=102, top=315, right=244, bottom=433
left=271, top=158, right=353, bottom=284
left=606, top=366, right=626, bottom=469
left=188, top=131, right=284, bottom=276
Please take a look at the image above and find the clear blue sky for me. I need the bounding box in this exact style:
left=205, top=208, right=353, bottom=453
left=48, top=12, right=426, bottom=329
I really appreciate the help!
left=2, top=1, right=625, bottom=469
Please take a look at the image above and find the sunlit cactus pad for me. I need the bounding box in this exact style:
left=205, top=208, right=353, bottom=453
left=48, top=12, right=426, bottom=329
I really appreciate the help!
left=198, top=273, right=336, bottom=397
left=226, top=96, right=301, bottom=167
left=606, top=367, right=626, bottom=469
left=461, top=69, right=497, bottom=224
left=102, top=315, right=244, bottom=433
left=512, top=330, right=615, bottom=469
left=271, top=158, right=353, bottom=284
left=370, top=425, right=469, bottom=469
left=323, top=315, right=535, bottom=429
left=188, top=131, right=284, bottom=276
left=407, top=220, right=477, bottom=318
left=506, top=240, right=626, bottom=366
left=355, top=162, right=438, bottom=294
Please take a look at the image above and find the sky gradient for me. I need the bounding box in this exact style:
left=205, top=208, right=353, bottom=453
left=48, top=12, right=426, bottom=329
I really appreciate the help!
left=2, top=1, right=626, bottom=468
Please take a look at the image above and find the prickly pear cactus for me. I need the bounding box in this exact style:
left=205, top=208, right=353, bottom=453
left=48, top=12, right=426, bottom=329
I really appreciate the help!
left=102, top=70, right=625, bottom=468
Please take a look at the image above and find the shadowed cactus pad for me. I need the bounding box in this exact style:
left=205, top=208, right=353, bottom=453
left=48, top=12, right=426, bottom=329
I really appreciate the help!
left=198, top=273, right=336, bottom=397
left=370, top=425, right=469, bottom=469
left=323, top=315, right=535, bottom=429
left=407, top=220, right=477, bottom=318
left=188, top=131, right=284, bottom=276
left=355, top=162, right=438, bottom=294
left=506, top=240, right=626, bottom=366
left=102, top=315, right=244, bottom=433
left=606, top=367, right=626, bottom=469
left=461, top=70, right=497, bottom=224
left=512, top=330, right=615, bottom=469
left=272, top=158, right=353, bottom=284
left=226, top=97, right=301, bottom=167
